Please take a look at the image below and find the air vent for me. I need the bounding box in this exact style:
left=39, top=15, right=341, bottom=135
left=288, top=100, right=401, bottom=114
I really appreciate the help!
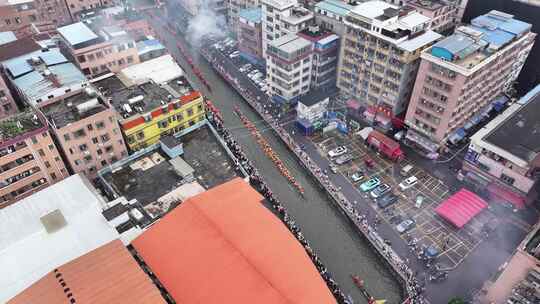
left=40, top=209, right=67, bottom=233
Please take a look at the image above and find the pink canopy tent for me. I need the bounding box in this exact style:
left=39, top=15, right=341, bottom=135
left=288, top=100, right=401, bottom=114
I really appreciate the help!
left=435, top=189, right=488, bottom=228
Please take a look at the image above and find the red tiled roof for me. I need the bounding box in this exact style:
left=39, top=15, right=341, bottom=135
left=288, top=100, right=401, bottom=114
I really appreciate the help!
left=132, top=178, right=336, bottom=304
left=0, top=37, right=41, bottom=62
left=8, top=240, right=166, bottom=304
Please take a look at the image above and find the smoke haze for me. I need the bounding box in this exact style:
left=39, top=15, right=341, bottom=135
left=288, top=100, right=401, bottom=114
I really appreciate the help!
left=187, top=0, right=228, bottom=45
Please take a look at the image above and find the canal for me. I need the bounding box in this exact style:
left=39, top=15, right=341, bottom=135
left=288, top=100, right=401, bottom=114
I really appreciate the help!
left=147, top=7, right=402, bottom=304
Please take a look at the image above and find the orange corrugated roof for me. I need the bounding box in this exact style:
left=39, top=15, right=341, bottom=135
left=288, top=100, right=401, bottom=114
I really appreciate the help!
left=132, top=177, right=336, bottom=304
left=8, top=240, right=166, bottom=304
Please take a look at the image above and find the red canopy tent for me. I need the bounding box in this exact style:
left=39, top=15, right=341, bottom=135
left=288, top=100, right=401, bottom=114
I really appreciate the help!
left=435, top=189, right=488, bottom=228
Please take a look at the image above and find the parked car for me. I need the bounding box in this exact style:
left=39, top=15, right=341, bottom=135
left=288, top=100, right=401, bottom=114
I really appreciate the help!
left=328, top=146, right=347, bottom=158
left=351, top=170, right=364, bottom=182
left=229, top=51, right=240, bottom=58
left=377, top=193, right=398, bottom=209
left=396, top=218, right=415, bottom=233
left=399, top=176, right=418, bottom=190
left=359, top=177, right=381, bottom=192
left=370, top=183, right=391, bottom=198
left=415, top=194, right=424, bottom=208
left=335, top=154, right=353, bottom=165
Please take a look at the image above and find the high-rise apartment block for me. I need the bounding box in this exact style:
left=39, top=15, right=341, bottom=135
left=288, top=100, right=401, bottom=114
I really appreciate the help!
left=405, top=11, right=536, bottom=152
left=57, top=22, right=140, bottom=78
left=0, top=0, right=71, bottom=35
left=0, top=110, right=68, bottom=207
left=238, top=8, right=264, bottom=65
left=0, top=74, right=17, bottom=119
left=266, top=34, right=313, bottom=105
left=261, top=0, right=313, bottom=58
left=337, top=1, right=442, bottom=127
left=227, top=0, right=260, bottom=35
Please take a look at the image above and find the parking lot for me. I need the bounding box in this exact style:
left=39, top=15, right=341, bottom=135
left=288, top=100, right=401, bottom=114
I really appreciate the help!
left=312, top=131, right=496, bottom=269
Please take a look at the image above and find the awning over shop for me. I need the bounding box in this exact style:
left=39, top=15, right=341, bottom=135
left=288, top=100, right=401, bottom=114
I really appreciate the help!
left=492, top=95, right=509, bottom=112
left=405, top=129, right=439, bottom=153
left=448, top=128, right=466, bottom=144
left=487, top=183, right=526, bottom=209
left=435, top=189, right=488, bottom=228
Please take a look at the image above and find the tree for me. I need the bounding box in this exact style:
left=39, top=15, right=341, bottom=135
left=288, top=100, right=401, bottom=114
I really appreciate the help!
left=448, top=298, right=466, bottom=304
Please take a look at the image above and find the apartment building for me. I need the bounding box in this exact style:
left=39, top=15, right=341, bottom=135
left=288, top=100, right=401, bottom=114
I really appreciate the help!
left=0, top=110, right=68, bottom=207
left=338, top=1, right=442, bottom=128
left=94, top=55, right=206, bottom=151
left=238, top=7, right=264, bottom=65
left=405, top=0, right=463, bottom=33
left=2, top=49, right=88, bottom=108
left=313, top=0, right=356, bottom=36
left=0, top=74, right=17, bottom=119
left=461, top=84, right=540, bottom=207
left=404, top=11, right=536, bottom=152
left=39, top=86, right=128, bottom=179
left=0, top=0, right=71, bottom=34
left=57, top=21, right=140, bottom=78
left=227, top=0, right=259, bottom=35
left=266, top=34, right=313, bottom=105
left=261, top=0, right=313, bottom=58
left=297, top=26, right=340, bottom=89
left=64, top=0, right=114, bottom=21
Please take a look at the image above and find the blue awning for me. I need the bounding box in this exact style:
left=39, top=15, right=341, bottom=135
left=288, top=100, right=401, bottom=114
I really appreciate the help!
left=448, top=128, right=466, bottom=144
left=492, top=96, right=509, bottom=112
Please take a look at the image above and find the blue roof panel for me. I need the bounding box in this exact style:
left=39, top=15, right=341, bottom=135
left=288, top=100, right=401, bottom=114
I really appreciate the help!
left=315, top=0, right=353, bottom=17
left=39, top=51, right=68, bottom=66
left=6, top=60, right=33, bottom=78
left=239, top=8, right=262, bottom=23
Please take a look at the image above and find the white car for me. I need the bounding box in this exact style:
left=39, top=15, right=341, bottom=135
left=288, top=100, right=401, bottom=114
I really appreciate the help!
left=399, top=176, right=418, bottom=190
left=229, top=51, right=240, bottom=58
left=328, top=146, right=347, bottom=158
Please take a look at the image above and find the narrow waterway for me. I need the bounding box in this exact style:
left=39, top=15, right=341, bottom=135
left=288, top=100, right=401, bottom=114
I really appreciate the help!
left=148, top=10, right=402, bottom=303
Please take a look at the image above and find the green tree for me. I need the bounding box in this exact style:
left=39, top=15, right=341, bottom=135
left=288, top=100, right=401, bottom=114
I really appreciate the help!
left=448, top=298, right=465, bottom=304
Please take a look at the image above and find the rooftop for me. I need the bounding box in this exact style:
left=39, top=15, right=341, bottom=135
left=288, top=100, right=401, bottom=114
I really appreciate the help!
left=40, top=87, right=109, bottom=128
left=132, top=177, right=337, bottom=304
left=406, top=0, right=445, bottom=11
left=429, top=11, right=532, bottom=68
left=117, top=54, right=183, bottom=86
left=94, top=74, right=193, bottom=120
left=0, top=110, right=44, bottom=145
left=101, top=126, right=239, bottom=214
left=350, top=0, right=398, bottom=20
left=482, top=85, right=540, bottom=164
left=268, top=34, right=312, bottom=57
left=57, top=22, right=100, bottom=48
left=315, top=0, right=355, bottom=17
left=397, top=29, right=442, bottom=52
left=0, top=174, right=120, bottom=303
left=281, top=6, right=313, bottom=25
left=0, top=36, right=41, bottom=62
left=8, top=240, right=166, bottom=304
left=136, top=38, right=166, bottom=56
left=239, top=7, right=262, bottom=23
left=3, top=49, right=87, bottom=106
left=299, top=87, right=331, bottom=107
left=0, top=31, right=16, bottom=46
left=297, top=25, right=334, bottom=42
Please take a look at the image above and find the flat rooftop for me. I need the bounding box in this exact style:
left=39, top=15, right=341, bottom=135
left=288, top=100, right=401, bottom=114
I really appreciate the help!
left=0, top=31, right=16, bottom=46
left=239, top=7, right=262, bottom=23
left=281, top=7, right=313, bottom=25
left=315, top=0, right=355, bottom=17
left=406, top=0, right=445, bottom=11
left=0, top=110, right=44, bottom=144
left=57, top=22, right=101, bottom=49
left=94, top=74, right=193, bottom=120
left=40, top=87, right=109, bottom=129
left=350, top=0, right=398, bottom=20
left=102, top=126, right=240, bottom=210
left=484, top=85, right=540, bottom=163
left=269, top=34, right=312, bottom=56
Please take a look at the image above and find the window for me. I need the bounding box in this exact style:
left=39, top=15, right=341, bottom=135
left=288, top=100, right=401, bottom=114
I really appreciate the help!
left=158, top=120, right=168, bottom=128
left=96, top=52, right=103, bottom=58
left=5, top=19, right=11, bottom=25
left=118, top=59, right=125, bottom=65
left=48, top=144, right=54, bottom=151
left=15, top=17, right=21, bottom=24
left=87, top=54, right=95, bottom=61
left=187, top=108, right=194, bottom=116
left=55, top=156, right=61, bottom=162
left=127, top=56, right=134, bottom=64
left=45, top=161, right=50, bottom=168
left=74, top=159, right=81, bottom=166
left=127, top=135, right=135, bottom=144
left=87, top=124, right=93, bottom=131
left=105, top=145, right=113, bottom=153
left=79, top=144, right=88, bottom=151
left=83, top=155, right=92, bottom=163
left=29, top=15, right=36, bottom=22
left=68, top=148, right=74, bottom=155
left=92, top=137, right=98, bottom=144
left=197, top=104, right=203, bottom=112
left=31, top=137, right=38, bottom=144
left=51, top=172, right=57, bottom=180
left=96, top=121, right=105, bottom=129
left=176, top=113, right=184, bottom=121
left=100, top=134, right=110, bottom=142
left=501, top=174, right=515, bottom=186
left=101, top=160, right=107, bottom=166
left=73, top=129, right=86, bottom=138
left=63, top=134, right=70, bottom=141
left=136, top=132, right=144, bottom=140
left=77, top=55, right=86, bottom=63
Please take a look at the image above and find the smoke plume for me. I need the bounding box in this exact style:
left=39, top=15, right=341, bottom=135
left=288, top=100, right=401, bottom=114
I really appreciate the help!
left=187, top=0, right=228, bottom=46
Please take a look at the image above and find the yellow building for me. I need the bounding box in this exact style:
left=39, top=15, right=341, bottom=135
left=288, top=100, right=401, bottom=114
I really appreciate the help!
left=95, top=74, right=206, bottom=151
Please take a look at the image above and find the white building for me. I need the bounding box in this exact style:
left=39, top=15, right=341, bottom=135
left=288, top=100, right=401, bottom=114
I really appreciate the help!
left=266, top=34, right=313, bottom=105
left=296, top=90, right=330, bottom=123
left=0, top=174, right=120, bottom=302
left=260, top=0, right=313, bottom=58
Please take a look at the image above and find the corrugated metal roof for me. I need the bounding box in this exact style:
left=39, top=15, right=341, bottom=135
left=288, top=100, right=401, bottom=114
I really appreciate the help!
left=8, top=240, right=167, bottom=304
left=57, top=22, right=98, bottom=46
left=136, top=39, right=165, bottom=55
left=315, top=0, right=354, bottom=17
left=239, top=7, right=262, bottom=23
left=432, top=33, right=476, bottom=55
left=0, top=175, right=119, bottom=303
left=397, top=30, right=442, bottom=52
left=39, top=51, right=68, bottom=66
left=0, top=31, right=16, bottom=46
left=132, top=178, right=337, bottom=304
left=5, top=60, right=33, bottom=78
